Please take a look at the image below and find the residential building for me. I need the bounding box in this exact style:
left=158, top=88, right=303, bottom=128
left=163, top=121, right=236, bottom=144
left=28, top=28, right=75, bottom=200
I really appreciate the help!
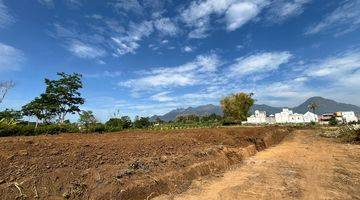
left=341, top=111, right=358, bottom=123
left=275, top=108, right=293, bottom=123
left=288, top=113, right=305, bottom=123
left=247, top=110, right=267, bottom=124
left=303, top=111, right=318, bottom=123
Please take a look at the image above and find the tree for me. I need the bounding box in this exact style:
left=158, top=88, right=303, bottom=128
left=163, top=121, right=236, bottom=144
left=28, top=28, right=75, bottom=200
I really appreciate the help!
left=45, top=72, right=85, bottom=123
left=78, top=110, right=97, bottom=127
left=220, top=92, right=255, bottom=121
left=155, top=117, right=164, bottom=124
left=307, top=102, right=319, bottom=114
left=0, top=109, right=22, bottom=120
left=0, top=81, right=15, bottom=104
left=329, top=116, right=338, bottom=126
left=22, top=94, right=57, bottom=127
left=134, top=117, right=151, bottom=129
left=105, top=116, right=132, bottom=130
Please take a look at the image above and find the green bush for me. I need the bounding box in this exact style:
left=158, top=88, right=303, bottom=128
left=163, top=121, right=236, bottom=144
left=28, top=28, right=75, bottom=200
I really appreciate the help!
left=105, top=116, right=132, bottom=132
left=221, top=118, right=241, bottom=126
left=0, top=123, right=80, bottom=137
left=329, top=116, right=338, bottom=126
left=92, top=123, right=106, bottom=133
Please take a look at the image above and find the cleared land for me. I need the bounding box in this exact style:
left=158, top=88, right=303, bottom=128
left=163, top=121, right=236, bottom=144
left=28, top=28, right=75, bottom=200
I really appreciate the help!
left=156, top=130, right=360, bottom=200
left=0, top=126, right=290, bottom=199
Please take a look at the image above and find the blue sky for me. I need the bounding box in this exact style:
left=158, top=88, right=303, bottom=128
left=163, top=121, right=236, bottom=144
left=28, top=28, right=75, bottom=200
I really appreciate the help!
left=0, top=0, right=360, bottom=121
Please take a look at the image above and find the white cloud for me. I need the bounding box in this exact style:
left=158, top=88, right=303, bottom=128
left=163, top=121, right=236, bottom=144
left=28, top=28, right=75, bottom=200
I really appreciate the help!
left=181, top=0, right=270, bottom=37
left=120, top=53, right=222, bottom=90
left=112, top=20, right=154, bottom=55
left=228, top=51, right=292, bottom=76
left=38, top=0, right=82, bottom=8
left=0, top=42, right=25, bottom=71
left=181, top=0, right=312, bottom=37
left=38, top=0, right=54, bottom=7
left=266, top=0, right=310, bottom=22
left=151, top=91, right=174, bottom=102
left=114, top=0, right=143, bottom=14
left=183, top=46, right=193, bottom=52
left=305, top=0, right=360, bottom=36
left=68, top=40, right=106, bottom=59
left=84, top=70, right=122, bottom=78
left=0, top=0, right=14, bottom=28
left=306, top=49, right=360, bottom=86
left=154, top=18, right=178, bottom=36
left=180, top=0, right=233, bottom=37
left=226, top=1, right=262, bottom=31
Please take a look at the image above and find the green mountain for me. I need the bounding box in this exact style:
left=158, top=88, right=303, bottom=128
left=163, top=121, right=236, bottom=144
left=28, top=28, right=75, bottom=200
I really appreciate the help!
left=293, top=96, right=360, bottom=114
left=150, top=97, right=360, bottom=122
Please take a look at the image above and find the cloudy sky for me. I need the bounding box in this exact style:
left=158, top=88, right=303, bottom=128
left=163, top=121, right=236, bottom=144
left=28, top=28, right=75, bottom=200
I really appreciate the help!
left=1, top=0, right=360, bottom=120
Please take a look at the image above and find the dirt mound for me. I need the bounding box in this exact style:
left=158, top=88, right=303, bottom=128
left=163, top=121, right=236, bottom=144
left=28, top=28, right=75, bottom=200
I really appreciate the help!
left=0, top=126, right=290, bottom=199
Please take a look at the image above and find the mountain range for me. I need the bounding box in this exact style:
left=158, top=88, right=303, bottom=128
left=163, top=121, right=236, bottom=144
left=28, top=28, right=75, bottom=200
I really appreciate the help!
left=150, top=97, right=360, bottom=122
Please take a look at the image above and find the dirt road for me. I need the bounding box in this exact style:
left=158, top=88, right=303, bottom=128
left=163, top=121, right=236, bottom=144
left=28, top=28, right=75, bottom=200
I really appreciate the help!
left=156, top=130, right=360, bottom=200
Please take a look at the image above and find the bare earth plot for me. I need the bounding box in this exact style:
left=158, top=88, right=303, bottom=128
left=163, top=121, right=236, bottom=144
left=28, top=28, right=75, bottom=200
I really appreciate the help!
left=0, top=127, right=289, bottom=200
left=156, top=130, right=360, bottom=200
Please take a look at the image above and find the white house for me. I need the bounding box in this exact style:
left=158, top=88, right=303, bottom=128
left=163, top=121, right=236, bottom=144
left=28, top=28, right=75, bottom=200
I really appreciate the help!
left=288, top=113, right=305, bottom=123
left=303, top=111, right=318, bottom=123
left=341, top=111, right=358, bottom=123
left=275, top=108, right=308, bottom=124
left=275, top=108, right=293, bottom=123
left=247, top=110, right=267, bottom=124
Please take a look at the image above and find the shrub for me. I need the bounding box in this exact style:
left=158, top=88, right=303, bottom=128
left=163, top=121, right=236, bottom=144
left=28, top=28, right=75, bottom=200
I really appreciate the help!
left=105, top=116, right=132, bottom=131
left=0, top=123, right=79, bottom=137
left=337, top=126, right=360, bottom=143
left=329, top=116, right=338, bottom=126
left=133, top=117, right=151, bottom=129
left=92, top=123, right=106, bottom=133
left=221, top=118, right=241, bottom=126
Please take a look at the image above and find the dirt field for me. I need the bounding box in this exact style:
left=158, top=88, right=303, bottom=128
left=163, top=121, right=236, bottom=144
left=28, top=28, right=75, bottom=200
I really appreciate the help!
left=0, top=126, right=290, bottom=200
left=156, top=130, right=360, bottom=200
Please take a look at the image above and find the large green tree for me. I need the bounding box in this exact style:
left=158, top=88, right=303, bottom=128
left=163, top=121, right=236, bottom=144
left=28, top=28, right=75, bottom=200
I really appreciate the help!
left=220, top=92, right=255, bottom=121
left=45, top=72, right=84, bottom=123
left=22, top=94, right=57, bottom=126
left=22, top=72, right=85, bottom=125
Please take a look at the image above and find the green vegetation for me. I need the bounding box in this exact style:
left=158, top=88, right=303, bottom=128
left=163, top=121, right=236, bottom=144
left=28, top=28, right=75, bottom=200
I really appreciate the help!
left=0, top=73, right=258, bottom=137
left=337, top=126, right=360, bottom=143
left=307, top=102, right=319, bottom=113
left=329, top=116, right=338, bottom=126
left=220, top=92, right=255, bottom=122
left=319, top=125, right=360, bottom=143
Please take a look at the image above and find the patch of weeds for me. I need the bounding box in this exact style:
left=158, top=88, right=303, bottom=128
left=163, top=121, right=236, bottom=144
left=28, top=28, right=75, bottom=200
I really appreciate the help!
left=337, top=126, right=360, bottom=143
left=320, top=125, right=360, bottom=143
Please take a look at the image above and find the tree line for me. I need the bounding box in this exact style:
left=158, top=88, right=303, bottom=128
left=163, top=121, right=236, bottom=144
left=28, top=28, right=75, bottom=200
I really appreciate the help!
left=0, top=72, right=256, bottom=136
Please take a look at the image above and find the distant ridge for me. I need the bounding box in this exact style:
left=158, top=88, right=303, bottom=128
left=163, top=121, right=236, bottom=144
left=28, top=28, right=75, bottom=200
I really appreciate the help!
left=150, top=97, right=360, bottom=122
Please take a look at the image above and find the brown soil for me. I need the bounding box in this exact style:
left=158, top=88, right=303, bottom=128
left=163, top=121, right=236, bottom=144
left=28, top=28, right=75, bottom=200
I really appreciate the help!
left=156, top=130, right=360, bottom=200
left=0, top=126, right=290, bottom=200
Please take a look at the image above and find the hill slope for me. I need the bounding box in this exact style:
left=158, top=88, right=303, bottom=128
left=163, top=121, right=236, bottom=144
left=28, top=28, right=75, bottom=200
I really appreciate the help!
left=293, top=96, right=360, bottom=114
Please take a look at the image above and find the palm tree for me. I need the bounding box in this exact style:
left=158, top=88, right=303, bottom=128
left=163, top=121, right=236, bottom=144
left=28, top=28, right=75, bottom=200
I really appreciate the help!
left=307, top=102, right=319, bottom=114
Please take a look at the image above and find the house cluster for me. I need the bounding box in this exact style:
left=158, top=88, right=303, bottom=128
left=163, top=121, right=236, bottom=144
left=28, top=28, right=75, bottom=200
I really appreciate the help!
left=246, top=108, right=358, bottom=124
